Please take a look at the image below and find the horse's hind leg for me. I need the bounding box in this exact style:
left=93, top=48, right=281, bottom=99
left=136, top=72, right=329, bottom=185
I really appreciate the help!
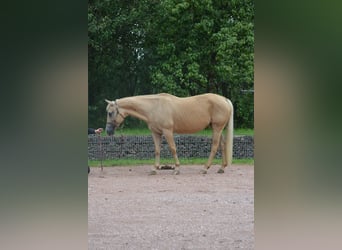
left=163, top=130, right=180, bottom=175
left=217, top=134, right=227, bottom=174
left=200, top=128, right=222, bottom=174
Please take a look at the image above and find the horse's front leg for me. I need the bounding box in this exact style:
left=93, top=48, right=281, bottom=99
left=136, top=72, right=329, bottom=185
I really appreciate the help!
left=150, top=132, right=162, bottom=175
left=163, top=130, right=180, bottom=175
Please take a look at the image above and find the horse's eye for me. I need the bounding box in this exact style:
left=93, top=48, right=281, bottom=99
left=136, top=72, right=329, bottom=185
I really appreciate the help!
left=108, top=112, right=113, bottom=117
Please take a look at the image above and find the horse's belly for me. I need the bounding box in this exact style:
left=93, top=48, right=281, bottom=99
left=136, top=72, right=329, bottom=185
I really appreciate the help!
left=173, top=123, right=208, bottom=134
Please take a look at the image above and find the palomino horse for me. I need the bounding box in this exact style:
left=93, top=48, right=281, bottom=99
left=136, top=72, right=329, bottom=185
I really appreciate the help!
left=105, top=93, right=233, bottom=175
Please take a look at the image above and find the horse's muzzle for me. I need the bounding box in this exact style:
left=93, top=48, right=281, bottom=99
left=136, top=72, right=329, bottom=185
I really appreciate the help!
left=106, top=123, right=115, bottom=136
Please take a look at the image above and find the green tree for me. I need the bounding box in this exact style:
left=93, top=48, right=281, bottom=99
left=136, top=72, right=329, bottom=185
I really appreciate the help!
left=146, top=0, right=254, bottom=127
left=88, top=0, right=153, bottom=127
left=88, top=0, right=254, bottom=128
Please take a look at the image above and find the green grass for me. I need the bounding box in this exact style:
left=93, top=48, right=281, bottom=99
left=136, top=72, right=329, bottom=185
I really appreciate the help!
left=101, top=127, right=253, bottom=136
left=88, top=158, right=254, bottom=167
left=233, top=128, right=254, bottom=136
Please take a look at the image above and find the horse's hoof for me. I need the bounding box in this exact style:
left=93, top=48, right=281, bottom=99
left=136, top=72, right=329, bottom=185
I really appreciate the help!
left=200, top=169, right=207, bottom=174
left=149, top=170, right=157, bottom=175
left=217, top=168, right=224, bottom=174
left=173, top=170, right=180, bottom=175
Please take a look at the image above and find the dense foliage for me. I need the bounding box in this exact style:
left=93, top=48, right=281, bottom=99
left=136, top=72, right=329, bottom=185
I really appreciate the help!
left=89, top=0, right=254, bottom=128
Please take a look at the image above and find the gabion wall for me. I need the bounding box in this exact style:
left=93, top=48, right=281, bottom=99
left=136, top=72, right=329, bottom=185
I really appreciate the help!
left=88, top=135, right=253, bottom=160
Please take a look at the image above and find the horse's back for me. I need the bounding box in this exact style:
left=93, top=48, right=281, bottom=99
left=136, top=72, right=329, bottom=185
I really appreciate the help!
left=156, top=92, right=227, bottom=103
left=149, top=93, right=230, bottom=114
left=181, top=93, right=230, bottom=110
left=195, top=93, right=228, bottom=102
left=155, top=93, right=230, bottom=115
left=157, top=93, right=175, bottom=97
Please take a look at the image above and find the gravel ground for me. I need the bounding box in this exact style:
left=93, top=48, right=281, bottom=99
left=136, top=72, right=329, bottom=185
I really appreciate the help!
left=88, top=164, right=254, bottom=250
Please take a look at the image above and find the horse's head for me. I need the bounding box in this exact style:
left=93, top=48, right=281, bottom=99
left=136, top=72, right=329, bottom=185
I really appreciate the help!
left=105, top=99, right=125, bottom=135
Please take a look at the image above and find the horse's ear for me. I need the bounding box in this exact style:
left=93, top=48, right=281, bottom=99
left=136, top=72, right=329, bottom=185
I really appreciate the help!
left=105, top=99, right=111, bottom=104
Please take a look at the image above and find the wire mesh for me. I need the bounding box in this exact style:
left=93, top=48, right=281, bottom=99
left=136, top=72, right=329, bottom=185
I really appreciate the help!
left=88, top=135, right=253, bottom=160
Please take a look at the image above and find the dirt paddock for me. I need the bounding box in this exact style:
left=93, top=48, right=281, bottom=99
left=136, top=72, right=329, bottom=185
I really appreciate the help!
left=88, top=164, right=254, bottom=249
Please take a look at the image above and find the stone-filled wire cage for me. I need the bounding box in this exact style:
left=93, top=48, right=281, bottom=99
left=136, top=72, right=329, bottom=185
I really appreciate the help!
left=88, top=135, right=253, bottom=161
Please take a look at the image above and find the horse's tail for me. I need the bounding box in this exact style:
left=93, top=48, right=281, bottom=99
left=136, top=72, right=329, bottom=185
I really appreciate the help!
left=225, top=99, right=234, bottom=167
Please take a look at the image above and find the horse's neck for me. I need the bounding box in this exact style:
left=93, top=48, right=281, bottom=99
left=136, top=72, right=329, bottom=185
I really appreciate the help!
left=117, top=96, right=154, bottom=122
